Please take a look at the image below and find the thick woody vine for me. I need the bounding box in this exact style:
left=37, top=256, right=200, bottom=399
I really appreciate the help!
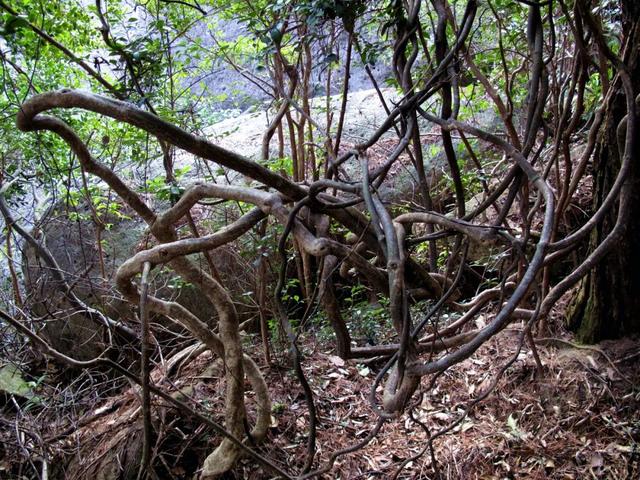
left=2, top=0, right=639, bottom=478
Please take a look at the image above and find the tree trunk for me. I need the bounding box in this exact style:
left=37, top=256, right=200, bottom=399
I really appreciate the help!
left=568, top=0, right=640, bottom=343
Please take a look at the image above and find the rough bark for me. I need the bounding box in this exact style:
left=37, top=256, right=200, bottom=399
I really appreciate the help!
left=568, top=0, right=640, bottom=342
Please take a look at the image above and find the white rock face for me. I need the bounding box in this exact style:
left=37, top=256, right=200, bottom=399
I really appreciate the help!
left=202, top=88, right=401, bottom=160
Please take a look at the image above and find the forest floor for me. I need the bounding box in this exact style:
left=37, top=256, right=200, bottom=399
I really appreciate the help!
left=94, top=320, right=638, bottom=479
left=225, top=326, right=640, bottom=479
left=2, top=306, right=639, bottom=480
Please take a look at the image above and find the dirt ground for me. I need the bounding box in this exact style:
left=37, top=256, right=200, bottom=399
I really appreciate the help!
left=5, top=315, right=638, bottom=480
left=223, top=330, right=639, bottom=479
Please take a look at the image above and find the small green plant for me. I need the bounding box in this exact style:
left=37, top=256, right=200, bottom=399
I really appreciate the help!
left=281, top=277, right=301, bottom=303
left=267, top=317, right=280, bottom=344
left=343, top=286, right=392, bottom=345
left=64, top=183, right=130, bottom=226
left=437, top=245, right=451, bottom=269
left=310, top=310, right=334, bottom=344
left=160, top=266, right=193, bottom=291
left=144, top=165, right=191, bottom=202
left=259, top=155, right=294, bottom=177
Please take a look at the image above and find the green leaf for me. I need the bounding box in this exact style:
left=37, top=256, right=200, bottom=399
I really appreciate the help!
left=2, top=14, right=30, bottom=35
left=268, top=24, right=283, bottom=44
left=0, top=364, right=34, bottom=398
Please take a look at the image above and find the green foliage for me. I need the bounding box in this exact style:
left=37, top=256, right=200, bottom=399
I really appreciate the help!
left=260, top=155, right=294, bottom=177
left=293, top=0, right=366, bottom=32
left=1, top=14, right=29, bottom=35
left=0, top=0, right=210, bottom=214
left=0, top=0, right=633, bottom=476
left=64, top=184, right=128, bottom=227
left=156, top=265, right=194, bottom=291
left=437, top=245, right=451, bottom=269
left=281, top=277, right=301, bottom=304
left=0, top=364, right=40, bottom=404
left=343, top=284, right=391, bottom=344
left=144, top=165, right=191, bottom=202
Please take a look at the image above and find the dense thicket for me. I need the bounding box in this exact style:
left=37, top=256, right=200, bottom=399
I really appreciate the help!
left=0, top=0, right=637, bottom=478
